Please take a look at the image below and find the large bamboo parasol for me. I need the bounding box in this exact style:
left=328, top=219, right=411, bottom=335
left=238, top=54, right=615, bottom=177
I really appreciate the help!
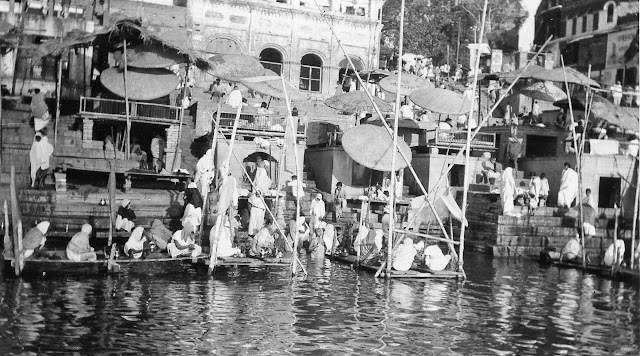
left=517, top=81, right=567, bottom=102
left=242, top=74, right=308, bottom=101
left=379, top=73, right=433, bottom=97
left=324, top=90, right=392, bottom=114
left=101, top=67, right=179, bottom=100
left=409, top=88, right=473, bottom=115
left=208, top=54, right=265, bottom=82
left=125, top=43, right=187, bottom=68
left=341, top=124, right=412, bottom=171
left=497, top=64, right=548, bottom=82
left=530, top=66, right=600, bottom=88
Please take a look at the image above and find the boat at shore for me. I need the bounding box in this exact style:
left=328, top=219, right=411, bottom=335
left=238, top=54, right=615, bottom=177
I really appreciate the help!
left=332, top=254, right=462, bottom=279
left=530, top=253, right=639, bottom=282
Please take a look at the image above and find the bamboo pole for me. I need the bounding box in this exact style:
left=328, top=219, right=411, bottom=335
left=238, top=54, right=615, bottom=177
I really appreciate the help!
left=54, top=59, right=62, bottom=146
left=225, top=103, right=244, bottom=167
left=560, top=55, right=585, bottom=267
left=209, top=114, right=308, bottom=276
left=3, top=200, right=8, bottom=253
left=392, top=229, right=461, bottom=245
left=281, top=74, right=303, bottom=276
left=631, top=141, right=640, bottom=271
left=171, top=64, right=190, bottom=172
left=612, top=204, right=619, bottom=274
left=123, top=40, right=131, bottom=160
left=459, top=0, right=489, bottom=275
left=386, top=0, right=406, bottom=278
left=199, top=100, right=223, bottom=240
left=0, top=53, right=3, bottom=174
left=10, top=165, right=22, bottom=276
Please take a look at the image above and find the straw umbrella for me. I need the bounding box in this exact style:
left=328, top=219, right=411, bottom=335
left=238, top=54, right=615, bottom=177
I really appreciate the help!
left=379, top=73, right=433, bottom=97
left=409, top=88, right=473, bottom=115
left=518, top=81, right=567, bottom=103
left=341, top=124, right=412, bottom=171
left=531, top=66, right=601, bottom=88
left=242, top=74, right=307, bottom=101
left=208, top=54, right=265, bottom=82
left=324, top=90, right=392, bottom=114
left=100, top=67, right=180, bottom=100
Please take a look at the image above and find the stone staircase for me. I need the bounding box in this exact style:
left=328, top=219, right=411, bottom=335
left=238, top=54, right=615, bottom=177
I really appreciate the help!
left=458, top=191, right=630, bottom=258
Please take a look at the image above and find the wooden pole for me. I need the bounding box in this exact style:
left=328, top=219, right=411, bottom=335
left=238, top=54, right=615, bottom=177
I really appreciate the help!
left=54, top=59, right=62, bottom=146
left=3, top=200, right=9, bottom=260
left=281, top=74, right=302, bottom=276
left=460, top=0, right=489, bottom=278
left=612, top=204, right=619, bottom=274
left=10, top=165, right=22, bottom=276
left=0, top=53, right=3, bottom=174
left=123, top=40, right=131, bottom=160
left=560, top=55, right=585, bottom=267
left=171, top=64, right=190, bottom=172
left=225, top=104, right=243, bottom=167
left=386, top=0, right=405, bottom=278
left=631, top=135, right=640, bottom=271
left=198, top=100, right=222, bottom=240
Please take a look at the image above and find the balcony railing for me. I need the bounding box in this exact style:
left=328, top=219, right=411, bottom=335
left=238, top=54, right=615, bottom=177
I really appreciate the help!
left=79, top=96, right=182, bottom=124
left=218, top=110, right=306, bottom=136
left=426, top=128, right=496, bottom=148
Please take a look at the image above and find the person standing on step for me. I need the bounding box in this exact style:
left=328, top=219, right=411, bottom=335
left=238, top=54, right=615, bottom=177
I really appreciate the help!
left=539, top=173, right=550, bottom=207
left=506, top=124, right=523, bottom=173
left=582, top=188, right=596, bottom=208
left=309, top=193, right=326, bottom=234
left=116, top=199, right=136, bottom=232
left=557, top=162, right=579, bottom=208
left=500, top=160, right=517, bottom=216
left=528, top=172, right=541, bottom=215
left=29, top=131, right=54, bottom=189
left=287, top=175, right=306, bottom=208
left=333, top=182, right=347, bottom=221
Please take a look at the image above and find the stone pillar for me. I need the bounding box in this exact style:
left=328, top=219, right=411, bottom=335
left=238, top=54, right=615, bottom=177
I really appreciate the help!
left=81, top=119, right=93, bottom=148
left=165, top=124, right=181, bottom=170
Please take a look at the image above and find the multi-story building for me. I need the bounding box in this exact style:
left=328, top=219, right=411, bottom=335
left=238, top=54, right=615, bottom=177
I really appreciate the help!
left=534, top=0, right=639, bottom=88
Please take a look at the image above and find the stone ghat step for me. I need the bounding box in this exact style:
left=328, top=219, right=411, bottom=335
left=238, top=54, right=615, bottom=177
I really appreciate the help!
left=465, top=221, right=633, bottom=239
left=462, top=229, right=616, bottom=248
left=18, top=201, right=181, bottom=217
left=21, top=215, right=176, bottom=230
left=466, top=211, right=565, bottom=226
left=489, top=245, right=606, bottom=258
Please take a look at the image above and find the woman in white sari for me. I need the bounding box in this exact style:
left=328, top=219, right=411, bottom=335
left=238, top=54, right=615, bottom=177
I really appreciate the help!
left=195, top=149, right=215, bottom=196
left=500, top=163, right=517, bottom=215
left=557, top=162, right=579, bottom=208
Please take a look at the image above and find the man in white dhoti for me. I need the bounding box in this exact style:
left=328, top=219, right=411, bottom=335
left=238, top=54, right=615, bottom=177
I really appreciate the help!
left=248, top=158, right=271, bottom=236
left=195, top=149, right=215, bottom=196
left=557, top=162, right=579, bottom=208
left=309, top=193, right=326, bottom=232
left=500, top=163, right=517, bottom=215
left=29, top=132, right=54, bottom=189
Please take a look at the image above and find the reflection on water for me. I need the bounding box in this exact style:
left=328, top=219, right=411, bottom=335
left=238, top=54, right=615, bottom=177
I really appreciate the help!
left=0, top=254, right=638, bottom=355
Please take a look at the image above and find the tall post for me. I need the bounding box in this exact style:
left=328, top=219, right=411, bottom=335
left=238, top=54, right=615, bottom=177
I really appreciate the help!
left=560, top=56, right=585, bottom=267
left=0, top=53, right=3, bottom=174
left=456, top=20, right=461, bottom=67
left=171, top=64, right=190, bottom=172
left=612, top=204, right=619, bottom=274
left=386, top=0, right=405, bottom=278
left=10, top=165, right=22, bottom=276
left=122, top=40, right=131, bottom=160
left=631, top=133, right=640, bottom=271
left=54, top=59, right=62, bottom=145
left=459, top=0, right=488, bottom=276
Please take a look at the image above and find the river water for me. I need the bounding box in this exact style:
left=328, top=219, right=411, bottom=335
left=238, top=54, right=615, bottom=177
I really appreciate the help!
left=0, top=253, right=638, bottom=355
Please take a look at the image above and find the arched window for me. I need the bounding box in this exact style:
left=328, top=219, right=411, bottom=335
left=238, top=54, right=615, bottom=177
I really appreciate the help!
left=259, top=48, right=283, bottom=75
left=206, top=37, right=243, bottom=55
left=299, top=54, right=322, bottom=92
left=606, top=4, right=614, bottom=23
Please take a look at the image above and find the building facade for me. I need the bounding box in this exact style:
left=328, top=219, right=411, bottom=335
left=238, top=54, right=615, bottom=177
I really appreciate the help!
left=534, top=0, right=639, bottom=88
left=186, top=0, right=384, bottom=98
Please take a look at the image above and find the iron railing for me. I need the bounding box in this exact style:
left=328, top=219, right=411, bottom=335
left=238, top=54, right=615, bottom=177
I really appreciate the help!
left=218, top=110, right=306, bottom=135
left=79, top=96, right=182, bottom=124
left=426, top=128, right=496, bottom=148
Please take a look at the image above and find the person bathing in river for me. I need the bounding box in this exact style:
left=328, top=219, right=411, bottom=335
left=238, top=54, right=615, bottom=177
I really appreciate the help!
left=23, top=221, right=50, bottom=258
left=309, top=193, right=326, bottom=233
left=603, top=240, right=625, bottom=267
left=115, top=199, right=136, bottom=232
left=560, top=230, right=583, bottom=263
left=289, top=214, right=310, bottom=252
left=167, top=222, right=202, bottom=258
left=251, top=223, right=276, bottom=257
left=124, top=226, right=152, bottom=259
left=66, top=224, right=97, bottom=262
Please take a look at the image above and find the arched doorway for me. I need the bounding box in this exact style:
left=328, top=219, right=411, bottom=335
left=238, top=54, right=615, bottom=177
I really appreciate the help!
left=243, top=151, right=278, bottom=186
left=338, top=56, right=364, bottom=92
left=299, top=54, right=323, bottom=92
left=259, top=48, right=283, bottom=75
left=206, top=37, right=243, bottom=55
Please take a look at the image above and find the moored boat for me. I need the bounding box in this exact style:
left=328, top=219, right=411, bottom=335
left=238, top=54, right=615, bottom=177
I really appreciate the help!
left=332, top=253, right=462, bottom=279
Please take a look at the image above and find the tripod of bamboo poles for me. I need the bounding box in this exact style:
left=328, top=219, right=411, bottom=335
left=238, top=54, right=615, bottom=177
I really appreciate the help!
left=559, top=55, right=587, bottom=267
left=208, top=103, right=243, bottom=273
left=207, top=111, right=308, bottom=277
left=459, top=0, right=489, bottom=273
left=385, top=0, right=406, bottom=278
